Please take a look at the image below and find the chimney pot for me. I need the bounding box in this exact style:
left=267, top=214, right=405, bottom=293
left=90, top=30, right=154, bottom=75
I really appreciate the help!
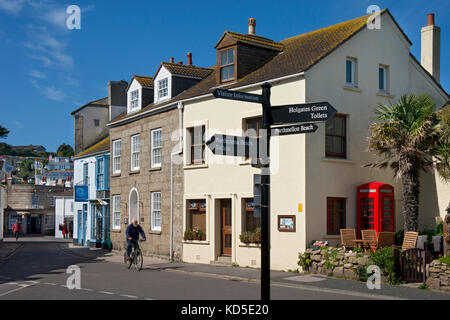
left=187, top=52, right=192, bottom=65
left=248, top=18, right=256, bottom=35
left=170, top=57, right=174, bottom=63
left=178, top=61, right=183, bottom=65
left=427, top=13, right=435, bottom=26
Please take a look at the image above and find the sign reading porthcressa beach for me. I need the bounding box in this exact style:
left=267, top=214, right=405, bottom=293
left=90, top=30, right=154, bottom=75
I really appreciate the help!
left=270, top=102, right=337, bottom=125
left=212, top=89, right=263, bottom=104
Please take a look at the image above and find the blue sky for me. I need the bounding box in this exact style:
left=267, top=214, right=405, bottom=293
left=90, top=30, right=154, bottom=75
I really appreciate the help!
left=0, top=0, right=449, bottom=152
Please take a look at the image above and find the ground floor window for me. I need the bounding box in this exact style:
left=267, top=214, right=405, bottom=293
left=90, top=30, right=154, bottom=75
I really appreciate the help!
left=327, top=197, right=346, bottom=235
left=243, top=198, right=260, bottom=232
left=185, top=199, right=206, bottom=240
left=112, top=195, right=121, bottom=230
left=151, top=192, right=161, bottom=231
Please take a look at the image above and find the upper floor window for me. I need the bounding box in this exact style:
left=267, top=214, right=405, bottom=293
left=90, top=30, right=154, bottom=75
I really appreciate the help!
left=158, top=78, right=168, bottom=100
left=326, top=115, right=347, bottom=159
left=129, top=90, right=140, bottom=112
left=96, top=158, right=104, bottom=190
left=83, top=163, right=89, bottom=185
left=94, top=119, right=100, bottom=127
left=131, top=134, right=140, bottom=171
left=244, top=117, right=262, bottom=160
left=346, top=58, right=357, bottom=87
left=379, top=65, right=389, bottom=93
left=151, top=128, right=162, bottom=168
left=188, top=126, right=205, bottom=165
left=112, top=139, right=121, bottom=174
left=220, top=48, right=235, bottom=82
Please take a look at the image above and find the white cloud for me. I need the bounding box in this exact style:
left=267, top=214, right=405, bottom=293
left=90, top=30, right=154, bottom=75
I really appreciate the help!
left=31, top=79, right=66, bottom=101
left=28, top=70, right=46, bottom=79
left=25, top=33, right=73, bottom=68
left=0, top=0, right=25, bottom=14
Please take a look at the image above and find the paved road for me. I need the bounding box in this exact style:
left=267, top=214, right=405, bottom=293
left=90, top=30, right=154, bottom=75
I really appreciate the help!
left=0, top=239, right=449, bottom=300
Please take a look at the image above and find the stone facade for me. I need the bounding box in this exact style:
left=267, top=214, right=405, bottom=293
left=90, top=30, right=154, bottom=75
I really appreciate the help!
left=109, top=107, right=183, bottom=261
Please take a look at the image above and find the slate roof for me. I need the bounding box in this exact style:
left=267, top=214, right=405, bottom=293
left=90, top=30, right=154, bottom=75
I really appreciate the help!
left=75, top=137, right=110, bottom=159
left=160, top=62, right=213, bottom=79
left=71, top=97, right=109, bottom=115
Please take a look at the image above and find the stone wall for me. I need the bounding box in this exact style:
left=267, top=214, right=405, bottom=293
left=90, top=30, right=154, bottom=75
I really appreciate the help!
left=303, top=247, right=371, bottom=280
left=426, top=260, right=450, bottom=291
left=109, top=106, right=184, bottom=261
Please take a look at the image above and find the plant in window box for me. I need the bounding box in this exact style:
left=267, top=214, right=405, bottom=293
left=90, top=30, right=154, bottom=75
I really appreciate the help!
left=240, top=228, right=261, bottom=244
left=193, top=226, right=205, bottom=241
left=183, top=229, right=196, bottom=241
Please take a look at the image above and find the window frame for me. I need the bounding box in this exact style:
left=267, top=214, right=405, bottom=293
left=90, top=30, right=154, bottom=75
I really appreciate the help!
left=151, top=191, right=162, bottom=231
left=325, top=114, right=347, bottom=159
left=219, top=47, right=236, bottom=83
left=188, top=126, right=205, bottom=165
left=345, top=57, right=357, bottom=87
left=243, top=198, right=260, bottom=233
left=83, top=163, right=89, bottom=186
left=378, top=64, right=389, bottom=94
left=157, top=78, right=169, bottom=101
left=327, top=197, right=347, bottom=235
left=130, top=134, right=140, bottom=171
left=151, top=128, right=162, bottom=168
left=112, top=195, right=121, bottom=230
left=129, top=89, right=140, bottom=112
left=186, top=199, right=207, bottom=240
left=112, top=139, right=121, bottom=174
left=96, top=158, right=104, bottom=190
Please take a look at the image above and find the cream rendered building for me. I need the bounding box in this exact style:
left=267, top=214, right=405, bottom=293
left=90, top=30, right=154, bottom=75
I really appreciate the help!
left=159, top=10, right=449, bottom=270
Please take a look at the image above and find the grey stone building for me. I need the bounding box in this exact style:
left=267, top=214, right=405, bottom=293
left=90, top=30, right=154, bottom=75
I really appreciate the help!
left=107, top=57, right=212, bottom=261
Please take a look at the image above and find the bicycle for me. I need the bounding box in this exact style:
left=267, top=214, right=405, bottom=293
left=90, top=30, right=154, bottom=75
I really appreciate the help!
left=124, top=239, right=144, bottom=271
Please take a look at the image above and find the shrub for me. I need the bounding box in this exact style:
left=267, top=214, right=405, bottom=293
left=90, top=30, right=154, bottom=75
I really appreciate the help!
left=369, top=247, right=402, bottom=285
left=439, top=255, right=450, bottom=266
left=298, top=251, right=312, bottom=271
left=353, top=264, right=369, bottom=282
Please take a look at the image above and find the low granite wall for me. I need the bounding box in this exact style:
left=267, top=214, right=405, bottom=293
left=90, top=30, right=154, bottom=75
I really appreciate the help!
left=426, top=260, right=450, bottom=291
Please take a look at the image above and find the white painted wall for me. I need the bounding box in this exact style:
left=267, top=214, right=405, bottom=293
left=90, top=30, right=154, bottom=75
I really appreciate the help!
left=55, top=197, right=74, bottom=238
left=127, top=79, right=142, bottom=114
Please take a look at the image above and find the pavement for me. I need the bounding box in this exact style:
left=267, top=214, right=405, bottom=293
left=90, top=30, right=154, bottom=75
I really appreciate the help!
left=1, top=236, right=450, bottom=300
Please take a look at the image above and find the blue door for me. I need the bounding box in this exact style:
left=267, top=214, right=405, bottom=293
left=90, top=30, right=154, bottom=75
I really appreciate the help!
left=82, top=204, right=88, bottom=246
left=77, top=210, right=82, bottom=244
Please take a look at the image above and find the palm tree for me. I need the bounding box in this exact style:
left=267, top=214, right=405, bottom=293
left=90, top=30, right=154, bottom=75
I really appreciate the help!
left=367, top=94, right=450, bottom=232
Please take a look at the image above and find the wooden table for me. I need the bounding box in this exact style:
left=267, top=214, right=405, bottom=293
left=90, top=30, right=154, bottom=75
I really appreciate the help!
left=352, top=239, right=369, bottom=249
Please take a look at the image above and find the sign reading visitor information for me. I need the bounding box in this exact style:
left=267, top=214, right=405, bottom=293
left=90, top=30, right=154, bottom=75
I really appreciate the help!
left=269, top=102, right=337, bottom=125
left=212, top=89, right=264, bottom=104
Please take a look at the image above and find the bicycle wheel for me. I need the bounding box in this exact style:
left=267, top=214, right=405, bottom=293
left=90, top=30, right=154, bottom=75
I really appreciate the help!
left=127, top=252, right=133, bottom=269
left=134, top=249, right=143, bottom=271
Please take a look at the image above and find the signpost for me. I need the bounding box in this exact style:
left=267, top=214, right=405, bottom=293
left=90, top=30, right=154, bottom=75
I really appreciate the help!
left=206, top=134, right=259, bottom=158
left=208, top=86, right=337, bottom=301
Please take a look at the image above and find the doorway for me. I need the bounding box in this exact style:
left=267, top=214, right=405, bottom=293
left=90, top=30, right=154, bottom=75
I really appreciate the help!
left=220, top=199, right=232, bottom=257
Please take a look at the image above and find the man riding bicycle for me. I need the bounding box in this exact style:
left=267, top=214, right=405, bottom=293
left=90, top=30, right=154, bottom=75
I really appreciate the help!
left=126, top=218, right=146, bottom=262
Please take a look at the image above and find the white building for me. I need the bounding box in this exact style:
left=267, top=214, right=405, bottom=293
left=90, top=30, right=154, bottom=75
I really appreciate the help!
left=54, top=196, right=74, bottom=239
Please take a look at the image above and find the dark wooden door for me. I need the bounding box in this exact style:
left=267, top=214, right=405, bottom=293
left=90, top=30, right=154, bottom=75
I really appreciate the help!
left=221, top=199, right=232, bottom=256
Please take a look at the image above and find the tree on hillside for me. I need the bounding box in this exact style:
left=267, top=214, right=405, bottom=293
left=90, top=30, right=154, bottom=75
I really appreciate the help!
left=17, top=159, right=35, bottom=180
left=56, top=144, right=74, bottom=157
left=367, top=95, right=450, bottom=232
left=0, top=126, right=9, bottom=139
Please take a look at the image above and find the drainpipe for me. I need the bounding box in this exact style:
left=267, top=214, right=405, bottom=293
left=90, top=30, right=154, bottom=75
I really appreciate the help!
left=170, top=102, right=184, bottom=261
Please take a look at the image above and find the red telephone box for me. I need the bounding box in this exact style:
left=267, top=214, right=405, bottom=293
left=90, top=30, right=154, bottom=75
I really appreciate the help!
left=357, top=182, right=395, bottom=237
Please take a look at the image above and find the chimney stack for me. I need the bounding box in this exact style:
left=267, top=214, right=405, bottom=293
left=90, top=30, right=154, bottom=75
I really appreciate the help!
left=421, top=13, right=441, bottom=82
left=178, top=61, right=183, bottom=65
left=170, top=57, right=174, bottom=63
left=248, top=18, right=256, bottom=35
left=187, top=52, right=192, bottom=65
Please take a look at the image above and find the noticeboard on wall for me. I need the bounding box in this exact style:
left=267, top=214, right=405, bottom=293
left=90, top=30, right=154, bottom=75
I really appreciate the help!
left=278, top=215, right=296, bottom=232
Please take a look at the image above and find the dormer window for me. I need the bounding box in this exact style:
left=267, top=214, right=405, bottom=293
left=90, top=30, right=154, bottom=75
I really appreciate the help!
left=158, top=78, right=168, bottom=100
left=220, top=48, right=235, bottom=82
left=129, top=89, right=140, bottom=112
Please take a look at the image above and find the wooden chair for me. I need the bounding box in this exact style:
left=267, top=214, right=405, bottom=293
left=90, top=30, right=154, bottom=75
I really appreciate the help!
left=340, top=229, right=356, bottom=249
left=377, top=231, right=395, bottom=248
left=362, top=230, right=378, bottom=250
left=401, top=231, right=419, bottom=251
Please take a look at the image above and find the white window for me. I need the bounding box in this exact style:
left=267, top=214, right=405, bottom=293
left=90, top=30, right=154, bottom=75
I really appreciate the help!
left=158, top=78, right=168, bottom=100
left=151, top=192, right=161, bottom=231
left=346, top=58, right=357, bottom=87
left=112, top=195, right=121, bottom=230
left=131, top=134, right=140, bottom=171
left=379, top=65, right=389, bottom=93
left=151, top=128, right=162, bottom=168
left=129, top=90, right=140, bottom=112
left=113, top=139, right=121, bottom=174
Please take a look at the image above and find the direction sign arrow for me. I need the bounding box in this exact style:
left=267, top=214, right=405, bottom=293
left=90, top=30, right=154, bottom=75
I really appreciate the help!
left=270, top=102, right=337, bottom=125
left=212, top=89, right=264, bottom=104
left=271, top=123, right=318, bottom=136
left=206, top=134, right=259, bottom=158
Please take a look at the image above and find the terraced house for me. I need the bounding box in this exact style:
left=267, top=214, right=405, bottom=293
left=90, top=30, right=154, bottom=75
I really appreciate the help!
left=133, top=10, right=449, bottom=270
left=107, top=59, right=212, bottom=261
